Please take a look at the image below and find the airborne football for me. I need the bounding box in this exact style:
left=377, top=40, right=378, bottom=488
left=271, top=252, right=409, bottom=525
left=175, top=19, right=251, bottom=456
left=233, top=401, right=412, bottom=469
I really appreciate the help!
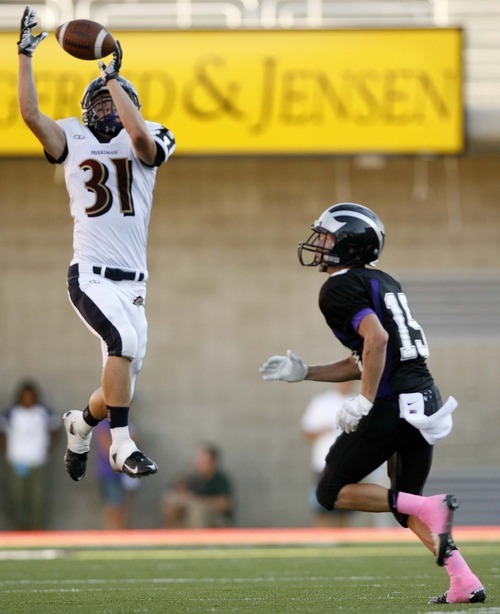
left=55, top=19, right=116, bottom=60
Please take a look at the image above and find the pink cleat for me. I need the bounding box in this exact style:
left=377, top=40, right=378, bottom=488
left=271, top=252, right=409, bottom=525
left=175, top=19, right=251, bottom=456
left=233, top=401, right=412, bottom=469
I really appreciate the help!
left=418, top=494, right=458, bottom=566
left=429, top=586, right=486, bottom=604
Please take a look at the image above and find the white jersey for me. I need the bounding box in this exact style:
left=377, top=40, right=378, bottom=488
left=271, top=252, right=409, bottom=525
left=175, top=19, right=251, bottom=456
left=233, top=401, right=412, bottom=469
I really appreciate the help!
left=0, top=404, right=60, bottom=468
left=54, top=117, right=175, bottom=272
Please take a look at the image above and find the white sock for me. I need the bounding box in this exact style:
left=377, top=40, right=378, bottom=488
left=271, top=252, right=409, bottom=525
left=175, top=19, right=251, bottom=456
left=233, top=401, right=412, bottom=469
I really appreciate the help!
left=110, top=425, right=133, bottom=448
left=76, top=413, right=93, bottom=438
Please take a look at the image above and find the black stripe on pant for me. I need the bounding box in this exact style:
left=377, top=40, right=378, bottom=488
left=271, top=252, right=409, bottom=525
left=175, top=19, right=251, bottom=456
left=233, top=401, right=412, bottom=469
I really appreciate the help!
left=67, top=273, right=123, bottom=356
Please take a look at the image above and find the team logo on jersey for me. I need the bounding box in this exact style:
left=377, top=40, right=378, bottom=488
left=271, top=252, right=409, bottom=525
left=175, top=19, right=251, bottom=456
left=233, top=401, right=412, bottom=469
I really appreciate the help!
left=133, top=296, right=144, bottom=306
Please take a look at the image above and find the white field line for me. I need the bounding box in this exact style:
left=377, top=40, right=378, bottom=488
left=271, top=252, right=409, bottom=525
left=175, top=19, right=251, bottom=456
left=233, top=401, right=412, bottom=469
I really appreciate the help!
left=0, top=574, right=424, bottom=592
left=0, top=543, right=497, bottom=561
left=71, top=544, right=500, bottom=561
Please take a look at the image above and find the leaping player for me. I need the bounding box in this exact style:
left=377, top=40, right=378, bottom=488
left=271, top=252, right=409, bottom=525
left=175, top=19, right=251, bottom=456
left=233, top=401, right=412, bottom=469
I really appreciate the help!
left=17, top=6, right=175, bottom=480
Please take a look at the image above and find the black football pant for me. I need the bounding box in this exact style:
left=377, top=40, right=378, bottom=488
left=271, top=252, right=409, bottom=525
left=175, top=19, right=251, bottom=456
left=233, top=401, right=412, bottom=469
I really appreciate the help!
left=315, top=397, right=433, bottom=527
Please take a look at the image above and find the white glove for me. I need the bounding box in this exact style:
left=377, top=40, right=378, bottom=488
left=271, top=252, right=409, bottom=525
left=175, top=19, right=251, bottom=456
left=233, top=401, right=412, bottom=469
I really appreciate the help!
left=18, top=6, right=48, bottom=57
left=336, top=394, right=373, bottom=433
left=259, top=349, right=308, bottom=382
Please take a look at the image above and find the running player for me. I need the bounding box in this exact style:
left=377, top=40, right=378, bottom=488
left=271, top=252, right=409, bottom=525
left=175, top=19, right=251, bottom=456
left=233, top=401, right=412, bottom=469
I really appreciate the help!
left=260, top=202, right=485, bottom=605
left=17, top=7, right=175, bottom=480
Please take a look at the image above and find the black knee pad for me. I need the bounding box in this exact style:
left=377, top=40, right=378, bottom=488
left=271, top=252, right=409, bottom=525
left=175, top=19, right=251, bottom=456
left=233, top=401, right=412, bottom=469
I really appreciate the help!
left=392, top=510, right=410, bottom=528
left=315, top=473, right=342, bottom=511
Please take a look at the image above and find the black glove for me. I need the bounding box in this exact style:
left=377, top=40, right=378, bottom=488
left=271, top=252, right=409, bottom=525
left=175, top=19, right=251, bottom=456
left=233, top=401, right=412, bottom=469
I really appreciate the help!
left=18, top=6, right=48, bottom=56
left=98, top=40, right=122, bottom=83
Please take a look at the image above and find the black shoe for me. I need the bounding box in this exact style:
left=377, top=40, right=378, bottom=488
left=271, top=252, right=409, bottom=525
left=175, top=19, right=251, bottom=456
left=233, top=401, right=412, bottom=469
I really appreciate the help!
left=429, top=588, right=487, bottom=604
left=63, top=411, right=92, bottom=481
left=119, top=451, right=158, bottom=478
left=64, top=449, right=89, bottom=481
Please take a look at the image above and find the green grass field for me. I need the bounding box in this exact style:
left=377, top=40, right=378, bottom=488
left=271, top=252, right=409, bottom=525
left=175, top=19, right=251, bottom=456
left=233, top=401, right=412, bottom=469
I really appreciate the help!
left=0, top=541, right=498, bottom=613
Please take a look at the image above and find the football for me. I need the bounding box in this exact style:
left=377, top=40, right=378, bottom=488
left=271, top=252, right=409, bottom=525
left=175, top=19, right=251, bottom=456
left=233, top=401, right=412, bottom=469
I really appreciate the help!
left=55, top=19, right=116, bottom=60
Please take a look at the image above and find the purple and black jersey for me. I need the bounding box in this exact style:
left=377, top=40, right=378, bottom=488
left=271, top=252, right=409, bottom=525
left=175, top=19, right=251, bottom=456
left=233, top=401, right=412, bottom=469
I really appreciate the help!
left=319, top=266, right=434, bottom=399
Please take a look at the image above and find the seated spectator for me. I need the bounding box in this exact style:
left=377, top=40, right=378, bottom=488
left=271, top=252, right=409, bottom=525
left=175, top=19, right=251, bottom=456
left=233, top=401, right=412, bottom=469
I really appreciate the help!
left=162, top=443, right=234, bottom=528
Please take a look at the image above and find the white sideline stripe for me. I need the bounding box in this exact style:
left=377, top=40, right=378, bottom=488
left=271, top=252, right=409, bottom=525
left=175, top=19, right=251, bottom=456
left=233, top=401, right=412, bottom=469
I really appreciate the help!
left=0, top=574, right=418, bottom=590
left=0, top=576, right=377, bottom=585
left=0, top=543, right=497, bottom=562
left=71, top=544, right=497, bottom=561
left=0, top=549, right=62, bottom=561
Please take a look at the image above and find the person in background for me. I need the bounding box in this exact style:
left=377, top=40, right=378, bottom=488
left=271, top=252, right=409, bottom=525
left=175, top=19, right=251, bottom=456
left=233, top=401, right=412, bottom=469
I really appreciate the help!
left=0, top=380, right=60, bottom=530
left=301, top=381, right=357, bottom=527
left=162, top=444, right=234, bottom=529
left=94, top=419, right=140, bottom=529
left=302, top=381, right=391, bottom=527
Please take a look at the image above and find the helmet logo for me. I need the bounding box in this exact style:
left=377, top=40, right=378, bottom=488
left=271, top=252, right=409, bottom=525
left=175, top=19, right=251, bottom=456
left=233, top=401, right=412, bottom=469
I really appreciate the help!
left=324, top=218, right=346, bottom=234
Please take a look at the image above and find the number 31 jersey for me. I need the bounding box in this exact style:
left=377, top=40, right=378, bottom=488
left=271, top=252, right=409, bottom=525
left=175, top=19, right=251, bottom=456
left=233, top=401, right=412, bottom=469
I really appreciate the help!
left=319, top=266, right=434, bottom=399
left=51, top=117, right=175, bottom=272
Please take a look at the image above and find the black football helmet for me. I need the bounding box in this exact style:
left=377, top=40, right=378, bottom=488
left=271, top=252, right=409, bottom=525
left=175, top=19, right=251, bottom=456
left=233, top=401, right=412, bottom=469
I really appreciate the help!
left=298, top=202, right=385, bottom=270
left=81, top=76, right=141, bottom=137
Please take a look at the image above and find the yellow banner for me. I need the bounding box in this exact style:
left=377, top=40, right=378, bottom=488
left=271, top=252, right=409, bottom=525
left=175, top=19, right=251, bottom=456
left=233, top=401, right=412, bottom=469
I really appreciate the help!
left=1, top=29, right=463, bottom=156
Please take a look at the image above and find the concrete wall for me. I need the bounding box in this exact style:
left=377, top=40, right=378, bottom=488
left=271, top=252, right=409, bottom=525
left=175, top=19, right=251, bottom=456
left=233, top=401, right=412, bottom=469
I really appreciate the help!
left=0, top=154, right=499, bottom=530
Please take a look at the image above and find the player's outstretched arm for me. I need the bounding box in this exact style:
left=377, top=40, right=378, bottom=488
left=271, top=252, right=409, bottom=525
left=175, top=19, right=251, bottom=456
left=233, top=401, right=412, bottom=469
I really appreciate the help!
left=100, top=42, right=158, bottom=165
left=260, top=353, right=361, bottom=383
left=305, top=355, right=361, bottom=382
left=17, top=7, right=66, bottom=159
